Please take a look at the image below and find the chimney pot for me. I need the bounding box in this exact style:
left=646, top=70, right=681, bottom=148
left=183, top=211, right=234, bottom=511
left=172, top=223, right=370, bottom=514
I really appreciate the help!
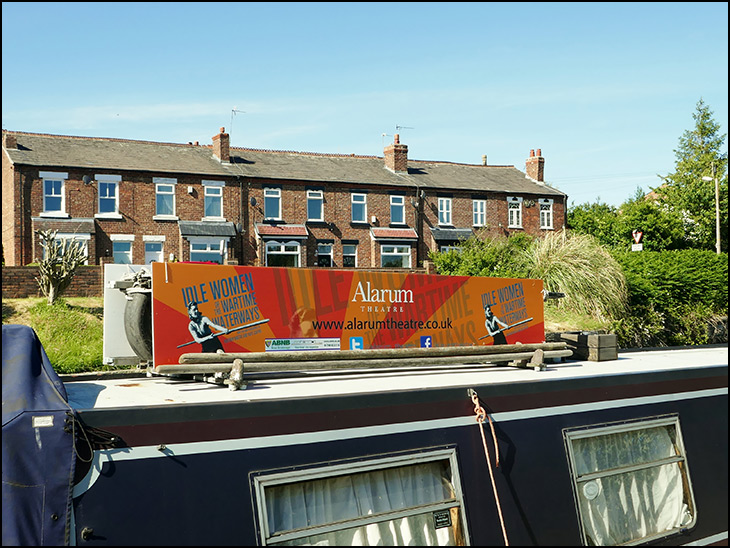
left=536, top=148, right=542, bottom=157
left=394, top=134, right=400, bottom=144
left=220, top=127, right=225, bottom=133
left=529, top=149, right=535, bottom=157
left=482, top=155, right=487, bottom=166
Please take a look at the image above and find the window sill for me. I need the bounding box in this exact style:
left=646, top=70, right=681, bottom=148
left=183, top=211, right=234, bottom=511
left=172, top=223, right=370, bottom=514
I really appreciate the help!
left=202, top=217, right=227, bottom=222
left=95, top=213, right=124, bottom=220
left=39, top=211, right=70, bottom=219
left=153, top=215, right=180, bottom=222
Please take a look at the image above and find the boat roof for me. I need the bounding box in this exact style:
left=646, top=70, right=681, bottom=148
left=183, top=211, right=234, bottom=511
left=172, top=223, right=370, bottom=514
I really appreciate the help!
left=64, top=346, right=728, bottom=411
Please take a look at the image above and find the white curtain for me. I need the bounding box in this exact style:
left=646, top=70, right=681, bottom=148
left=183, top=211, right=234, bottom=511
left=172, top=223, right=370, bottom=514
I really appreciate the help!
left=265, top=461, right=459, bottom=546
left=572, top=425, right=692, bottom=545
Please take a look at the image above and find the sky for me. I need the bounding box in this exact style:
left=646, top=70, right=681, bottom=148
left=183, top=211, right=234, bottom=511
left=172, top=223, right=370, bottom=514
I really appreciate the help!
left=2, top=2, right=727, bottom=207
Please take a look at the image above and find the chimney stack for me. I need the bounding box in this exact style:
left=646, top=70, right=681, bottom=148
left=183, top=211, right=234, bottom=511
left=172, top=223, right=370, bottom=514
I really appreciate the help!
left=212, top=127, right=230, bottom=163
left=384, top=134, right=408, bottom=173
left=3, top=132, right=17, bottom=150
left=525, top=148, right=545, bottom=182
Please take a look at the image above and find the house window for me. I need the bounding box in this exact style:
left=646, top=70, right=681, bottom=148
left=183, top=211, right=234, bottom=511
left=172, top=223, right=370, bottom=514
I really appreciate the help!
left=540, top=199, right=554, bottom=229
left=440, top=244, right=462, bottom=253
left=96, top=174, right=121, bottom=216
left=264, top=188, right=282, bottom=221
left=203, top=180, right=225, bottom=220
left=154, top=178, right=177, bottom=218
left=143, top=236, right=165, bottom=264
left=265, top=240, right=300, bottom=267
left=438, top=197, right=452, bottom=226
left=390, top=195, right=405, bottom=225
left=473, top=199, right=486, bottom=227
left=187, top=237, right=226, bottom=264
left=41, top=232, right=89, bottom=264
left=564, top=415, right=696, bottom=546
left=40, top=171, right=68, bottom=216
left=342, top=244, right=357, bottom=268
left=381, top=245, right=411, bottom=268
left=253, top=449, right=468, bottom=546
left=110, top=234, right=134, bottom=264
left=316, top=242, right=333, bottom=267
left=307, top=190, right=324, bottom=222
left=507, top=197, right=522, bottom=228
left=351, top=193, right=367, bottom=223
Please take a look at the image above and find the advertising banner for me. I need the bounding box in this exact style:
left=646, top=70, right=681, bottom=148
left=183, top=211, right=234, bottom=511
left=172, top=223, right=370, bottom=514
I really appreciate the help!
left=150, top=263, right=545, bottom=366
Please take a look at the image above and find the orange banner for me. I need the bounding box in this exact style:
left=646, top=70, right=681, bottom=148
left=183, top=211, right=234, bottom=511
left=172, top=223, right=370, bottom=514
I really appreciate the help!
left=151, top=263, right=544, bottom=366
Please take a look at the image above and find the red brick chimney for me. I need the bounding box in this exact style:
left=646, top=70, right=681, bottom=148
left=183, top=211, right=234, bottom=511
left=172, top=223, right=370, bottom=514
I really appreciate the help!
left=3, top=132, right=17, bottom=150
left=212, top=127, right=230, bottom=163
left=384, top=134, right=408, bottom=173
left=525, top=148, right=545, bottom=182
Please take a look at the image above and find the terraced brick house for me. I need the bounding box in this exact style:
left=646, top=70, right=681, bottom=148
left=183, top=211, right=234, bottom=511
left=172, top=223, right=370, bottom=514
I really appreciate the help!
left=2, top=128, right=566, bottom=269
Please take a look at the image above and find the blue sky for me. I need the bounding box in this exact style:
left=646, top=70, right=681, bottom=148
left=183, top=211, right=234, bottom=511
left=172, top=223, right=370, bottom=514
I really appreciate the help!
left=2, top=2, right=727, bottom=206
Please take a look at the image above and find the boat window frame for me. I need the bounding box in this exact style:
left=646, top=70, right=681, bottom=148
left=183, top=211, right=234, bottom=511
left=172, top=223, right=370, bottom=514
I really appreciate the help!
left=563, top=414, right=697, bottom=546
left=251, top=446, right=470, bottom=546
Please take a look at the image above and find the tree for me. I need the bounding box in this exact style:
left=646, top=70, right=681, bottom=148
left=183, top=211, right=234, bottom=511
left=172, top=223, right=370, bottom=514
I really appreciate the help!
left=614, top=188, right=688, bottom=251
left=657, top=99, right=728, bottom=251
left=567, top=201, right=623, bottom=247
left=35, top=230, right=87, bottom=305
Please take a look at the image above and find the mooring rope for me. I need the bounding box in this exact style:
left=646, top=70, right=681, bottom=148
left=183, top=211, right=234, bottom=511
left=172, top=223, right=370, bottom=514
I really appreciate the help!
left=470, top=389, right=509, bottom=546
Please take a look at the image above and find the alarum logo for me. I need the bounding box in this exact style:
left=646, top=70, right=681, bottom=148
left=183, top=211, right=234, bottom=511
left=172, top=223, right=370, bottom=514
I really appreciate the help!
left=351, top=281, right=414, bottom=304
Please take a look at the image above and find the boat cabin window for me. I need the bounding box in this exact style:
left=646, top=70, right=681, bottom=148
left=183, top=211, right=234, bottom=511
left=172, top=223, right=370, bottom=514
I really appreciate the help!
left=563, top=415, right=696, bottom=546
left=253, top=449, right=468, bottom=546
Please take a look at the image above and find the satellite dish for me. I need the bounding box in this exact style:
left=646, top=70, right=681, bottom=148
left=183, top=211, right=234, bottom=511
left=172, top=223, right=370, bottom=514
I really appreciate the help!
left=82, top=175, right=92, bottom=185
left=250, top=197, right=257, bottom=206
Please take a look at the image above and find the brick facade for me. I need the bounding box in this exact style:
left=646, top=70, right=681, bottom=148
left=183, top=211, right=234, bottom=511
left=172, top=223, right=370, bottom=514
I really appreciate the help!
left=3, top=129, right=567, bottom=273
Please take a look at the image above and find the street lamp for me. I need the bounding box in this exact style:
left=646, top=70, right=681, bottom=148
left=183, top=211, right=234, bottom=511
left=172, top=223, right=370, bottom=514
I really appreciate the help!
left=702, top=163, right=721, bottom=254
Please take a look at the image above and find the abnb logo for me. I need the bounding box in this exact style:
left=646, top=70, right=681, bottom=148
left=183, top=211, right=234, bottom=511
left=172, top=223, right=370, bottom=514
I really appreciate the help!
left=349, top=337, right=364, bottom=350
left=420, top=335, right=432, bottom=348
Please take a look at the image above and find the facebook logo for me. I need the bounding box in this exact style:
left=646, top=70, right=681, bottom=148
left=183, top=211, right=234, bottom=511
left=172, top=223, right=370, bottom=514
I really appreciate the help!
left=420, top=336, right=432, bottom=348
left=350, top=337, right=364, bottom=350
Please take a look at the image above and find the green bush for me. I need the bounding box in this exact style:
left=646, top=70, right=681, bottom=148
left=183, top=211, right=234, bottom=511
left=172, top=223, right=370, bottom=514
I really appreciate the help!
left=610, top=250, right=728, bottom=346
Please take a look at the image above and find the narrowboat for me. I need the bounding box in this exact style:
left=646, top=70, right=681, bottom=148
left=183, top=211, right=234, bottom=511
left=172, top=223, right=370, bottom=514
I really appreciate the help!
left=2, top=264, right=727, bottom=546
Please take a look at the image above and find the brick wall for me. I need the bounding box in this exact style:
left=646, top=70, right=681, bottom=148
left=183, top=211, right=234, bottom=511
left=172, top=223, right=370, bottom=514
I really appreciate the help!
left=2, top=266, right=102, bottom=298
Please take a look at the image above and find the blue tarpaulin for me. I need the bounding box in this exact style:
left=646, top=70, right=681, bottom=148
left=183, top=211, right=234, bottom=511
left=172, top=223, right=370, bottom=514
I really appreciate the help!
left=2, top=324, right=76, bottom=546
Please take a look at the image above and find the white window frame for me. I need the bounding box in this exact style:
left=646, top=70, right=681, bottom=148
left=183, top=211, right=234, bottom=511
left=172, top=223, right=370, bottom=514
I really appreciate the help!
left=473, top=199, right=486, bottom=227
left=307, top=189, right=324, bottom=222
left=390, top=195, right=406, bottom=225
left=539, top=198, right=554, bottom=230
left=253, top=448, right=469, bottom=546
left=95, top=174, right=122, bottom=219
left=110, top=234, right=135, bottom=264
left=564, top=415, right=697, bottom=546
left=188, top=236, right=227, bottom=264
left=351, top=193, right=367, bottom=223
left=381, top=244, right=411, bottom=268
left=153, top=177, right=178, bottom=220
left=143, top=235, right=165, bottom=264
left=265, top=240, right=300, bottom=267
left=264, top=187, right=282, bottom=221
left=202, top=180, right=225, bottom=221
left=342, top=244, right=357, bottom=268
left=39, top=171, right=69, bottom=218
left=438, top=197, right=452, bottom=226
left=507, top=196, right=523, bottom=228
